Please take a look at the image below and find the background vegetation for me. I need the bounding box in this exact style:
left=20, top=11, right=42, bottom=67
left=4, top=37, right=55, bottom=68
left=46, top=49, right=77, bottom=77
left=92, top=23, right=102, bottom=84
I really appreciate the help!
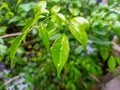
left=0, top=0, right=120, bottom=90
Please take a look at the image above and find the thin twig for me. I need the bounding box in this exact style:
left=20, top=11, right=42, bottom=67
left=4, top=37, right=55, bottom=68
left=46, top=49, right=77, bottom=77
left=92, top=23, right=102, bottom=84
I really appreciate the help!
left=89, top=74, right=100, bottom=84
left=0, top=32, right=21, bottom=39
left=0, top=73, right=25, bottom=89
left=5, top=73, right=25, bottom=85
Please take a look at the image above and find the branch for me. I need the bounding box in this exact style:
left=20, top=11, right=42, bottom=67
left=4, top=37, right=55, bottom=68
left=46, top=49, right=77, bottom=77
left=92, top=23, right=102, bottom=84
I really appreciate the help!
left=0, top=25, right=38, bottom=39
left=0, top=32, right=21, bottom=39
left=0, top=73, right=25, bottom=89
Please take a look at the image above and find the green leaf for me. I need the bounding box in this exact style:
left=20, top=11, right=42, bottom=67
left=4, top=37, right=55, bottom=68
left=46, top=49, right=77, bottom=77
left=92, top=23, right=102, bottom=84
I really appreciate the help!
left=68, top=17, right=89, bottom=49
left=48, top=28, right=61, bottom=37
left=0, top=26, right=7, bottom=35
left=112, top=21, right=120, bottom=36
left=89, top=35, right=111, bottom=46
left=22, top=19, right=36, bottom=34
left=100, top=49, right=109, bottom=61
left=18, top=2, right=35, bottom=12
left=70, top=17, right=90, bottom=31
left=106, top=13, right=119, bottom=20
left=47, top=20, right=61, bottom=37
left=57, top=13, right=66, bottom=25
left=2, top=3, right=11, bottom=11
left=38, top=24, right=50, bottom=52
left=51, top=34, right=69, bottom=77
left=75, top=45, right=84, bottom=54
left=115, top=57, right=120, bottom=65
left=51, top=5, right=61, bottom=14
left=9, top=16, right=38, bottom=68
left=69, top=7, right=80, bottom=16
left=90, top=66, right=97, bottom=75
left=108, top=56, right=116, bottom=71
left=68, top=24, right=88, bottom=49
left=93, top=29, right=106, bottom=35
left=8, top=16, right=21, bottom=24
left=89, top=0, right=96, bottom=5
left=34, top=1, right=49, bottom=15
left=0, top=44, right=7, bottom=61
left=16, top=0, right=22, bottom=9
left=51, top=13, right=66, bottom=27
left=9, top=33, right=26, bottom=67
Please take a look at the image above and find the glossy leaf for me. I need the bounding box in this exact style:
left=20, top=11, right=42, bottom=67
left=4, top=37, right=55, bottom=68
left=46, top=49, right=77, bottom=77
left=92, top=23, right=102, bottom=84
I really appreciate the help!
left=51, top=34, right=69, bottom=77
left=57, top=13, right=66, bottom=25
left=9, top=33, right=26, bottom=67
left=51, top=13, right=66, bottom=27
left=9, top=10, right=39, bottom=68
left=108, top=56, right=116, bottom=71
left=68, top=24, right=88, bottom=49
left=38, top=24, right=50, bottom=52
left=68, top=17, right=89, bottom=49
left=71, top=17, right=89, bottom=31
left=34, top=1, right=49, bottom=14
left=47, top=20, right=61, bottom=37
left=51, top=6, right=61, bottom=14
left=69, top=7, right=80, bottom=16
left=48, top=28, right=61, bottom=37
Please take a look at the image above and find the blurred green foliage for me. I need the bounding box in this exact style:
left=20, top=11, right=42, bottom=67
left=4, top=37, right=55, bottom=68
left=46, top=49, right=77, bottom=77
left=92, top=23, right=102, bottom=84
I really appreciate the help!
left=0, top=0, right=120, bottom=90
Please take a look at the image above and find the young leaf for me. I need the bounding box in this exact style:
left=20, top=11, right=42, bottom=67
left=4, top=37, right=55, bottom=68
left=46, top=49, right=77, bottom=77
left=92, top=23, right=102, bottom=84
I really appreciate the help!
left=51, top=34, right=69, bottom=77
left=51, top=13, right=66, bottom=27
left=68, top=17, right=89, bottom=49
left=22, top=16, right=38, bottom=34
left=51, top=5, right=61, bottom=14
left=68, top=24, right=88, bottom=49
left=9, top=33, right=26, bottom=67
left=48, top=28, right=61, bottom=37
left=57, top=13, right=66, bottom=25
left=71, top=17, right=89, bottom=31
left=34, top=1, right=48, bottom=14
left=108, top=56, right=116, bottom=71
left=47, top=20, right=61, bottom=37
left=38, top=24, right=50, bottom=52
left=15, top=0, right=22, bottom=9
left=69, top=7, right=80, bottom=16
left=100, top=49, right=109, bottom=61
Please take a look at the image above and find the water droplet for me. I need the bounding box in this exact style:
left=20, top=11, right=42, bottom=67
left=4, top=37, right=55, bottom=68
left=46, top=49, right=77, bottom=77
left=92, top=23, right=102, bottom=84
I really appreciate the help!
left=57, top=63, right=60, bottom=67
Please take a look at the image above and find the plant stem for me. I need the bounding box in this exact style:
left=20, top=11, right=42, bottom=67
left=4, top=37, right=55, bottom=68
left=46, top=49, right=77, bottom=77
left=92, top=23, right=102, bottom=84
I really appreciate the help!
left=0, top=32, right=21, bottom=39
